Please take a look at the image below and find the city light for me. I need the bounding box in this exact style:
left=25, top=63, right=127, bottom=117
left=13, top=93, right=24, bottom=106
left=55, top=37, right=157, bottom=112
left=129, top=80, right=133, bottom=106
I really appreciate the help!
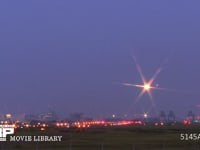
left=144, top=113, right=148, bottom=119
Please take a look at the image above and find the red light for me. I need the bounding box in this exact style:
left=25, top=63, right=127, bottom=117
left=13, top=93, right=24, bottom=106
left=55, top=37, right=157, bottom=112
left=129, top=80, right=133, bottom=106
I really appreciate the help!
left=183, top=120, right=191, bottom=125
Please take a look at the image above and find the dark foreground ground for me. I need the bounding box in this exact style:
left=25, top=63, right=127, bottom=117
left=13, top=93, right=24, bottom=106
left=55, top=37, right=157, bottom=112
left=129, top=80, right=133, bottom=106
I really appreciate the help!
left=1, top=125, right=200, bottom=150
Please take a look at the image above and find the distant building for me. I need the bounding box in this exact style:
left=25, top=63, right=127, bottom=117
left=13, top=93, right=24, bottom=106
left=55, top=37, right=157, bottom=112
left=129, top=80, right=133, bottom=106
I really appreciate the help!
left=39, top=112, right=57, bottom=122
left=159, top=110, right=166, bottom=122
left=25, top=114, right=39, bottom=122
left=187, top=111, right=195, bottom=122
left=69, top=113, right=84, bottom=122
left=168, top=110, right=176, bottom=122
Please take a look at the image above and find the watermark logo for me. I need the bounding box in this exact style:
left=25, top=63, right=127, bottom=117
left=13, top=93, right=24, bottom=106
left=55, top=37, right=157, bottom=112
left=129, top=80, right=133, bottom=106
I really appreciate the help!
left=0, top=125, right=14, bottom=141
left=0, top=124, right=62, bottom=142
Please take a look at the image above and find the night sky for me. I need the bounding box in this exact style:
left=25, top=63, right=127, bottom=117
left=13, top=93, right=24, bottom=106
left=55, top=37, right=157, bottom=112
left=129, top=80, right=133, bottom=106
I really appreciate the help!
left=1, top=1, right=200, bottom=118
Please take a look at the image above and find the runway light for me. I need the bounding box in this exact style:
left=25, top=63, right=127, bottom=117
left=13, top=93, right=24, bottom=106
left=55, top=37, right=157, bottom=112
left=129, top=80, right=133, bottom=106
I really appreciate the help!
left=40, top=127, right=45, bottom=131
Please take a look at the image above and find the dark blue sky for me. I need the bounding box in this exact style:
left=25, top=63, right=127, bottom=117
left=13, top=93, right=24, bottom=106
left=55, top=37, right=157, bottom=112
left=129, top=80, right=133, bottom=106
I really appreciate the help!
left=0, top=1, right=200, bottom=118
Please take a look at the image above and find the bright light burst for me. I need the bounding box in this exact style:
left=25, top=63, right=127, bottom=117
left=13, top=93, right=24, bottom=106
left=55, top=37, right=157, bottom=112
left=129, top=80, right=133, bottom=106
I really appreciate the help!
left=122, top=54, right=168, bottom=104
left=120, top=51, right=196, bottom=116
left=144, top=84, right=151, bottom=91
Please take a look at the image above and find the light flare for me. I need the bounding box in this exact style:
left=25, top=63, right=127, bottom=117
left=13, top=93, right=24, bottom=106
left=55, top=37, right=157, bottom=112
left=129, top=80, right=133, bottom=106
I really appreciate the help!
left=144, top=84, right=151, bottom=91
left=121, top=53, right=171, bottom=108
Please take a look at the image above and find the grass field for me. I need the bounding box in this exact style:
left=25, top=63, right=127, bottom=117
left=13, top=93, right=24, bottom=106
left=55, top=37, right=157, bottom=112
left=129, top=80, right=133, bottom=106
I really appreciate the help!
left=1, top=125, right=200, bottom=150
